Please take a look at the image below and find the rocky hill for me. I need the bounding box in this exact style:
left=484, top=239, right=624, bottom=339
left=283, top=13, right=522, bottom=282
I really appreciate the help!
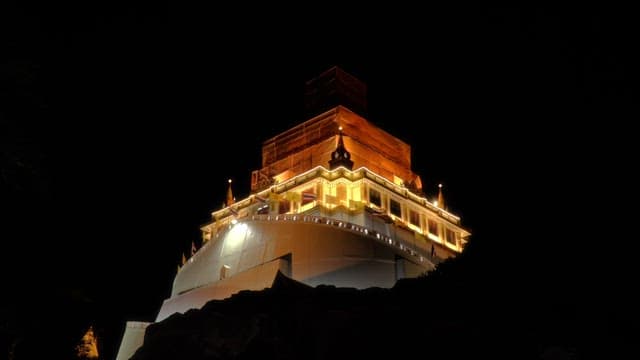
left=129, top=251, right=602, bottom=360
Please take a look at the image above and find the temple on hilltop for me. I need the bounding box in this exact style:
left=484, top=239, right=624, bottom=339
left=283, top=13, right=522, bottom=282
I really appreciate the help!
left=116, top=67, right=471, bottom=360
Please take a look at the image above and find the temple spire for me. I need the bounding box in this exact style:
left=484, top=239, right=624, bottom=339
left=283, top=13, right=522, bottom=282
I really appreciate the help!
left=226, top=179, right=235, bottom=206
left=437, top=183, right=445, bottom=210
left=328, top=126, right=354, bottom=170
left=76, top=326, right=99, bottom=359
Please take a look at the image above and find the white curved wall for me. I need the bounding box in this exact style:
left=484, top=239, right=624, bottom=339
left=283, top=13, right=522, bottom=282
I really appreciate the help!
left=115, top=321, right=150, bottom=360
left=168, top=218, right=432, bottom=308
left=157, top=258, right=283, bottom=321
left=123, top=218, right=436, bottom=356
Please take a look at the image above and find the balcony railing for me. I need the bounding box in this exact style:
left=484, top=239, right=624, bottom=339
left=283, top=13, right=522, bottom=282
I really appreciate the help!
left=243, top=213, right=441, bottom=265
left=215, top=165, right=462, bottom=227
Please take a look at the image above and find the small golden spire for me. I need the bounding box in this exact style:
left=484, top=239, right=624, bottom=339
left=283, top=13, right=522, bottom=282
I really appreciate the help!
left=437, top=183, right=445, bottom=210
left=337, top=126, right=344, bottom=147
left=226, top=179, right=235, bottom=206
left=76, top=326, right=99, bottom=359
left=329, top=124, right=353, bottom=170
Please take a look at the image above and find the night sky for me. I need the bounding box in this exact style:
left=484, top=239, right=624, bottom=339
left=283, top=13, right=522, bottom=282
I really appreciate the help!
left=2, top=3, right=636, bottom=358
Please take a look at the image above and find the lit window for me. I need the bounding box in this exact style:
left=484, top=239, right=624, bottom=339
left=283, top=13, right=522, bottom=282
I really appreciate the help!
left=369, top=188, right=381, bottom=207
left=278, top=200, right=290, bottom=214
left=301, top=188, right=317, bottom=205
left=409, top=210, right=420, bottom=227
left=445, top=229, right=457, bottom=246
left=428, top=220, right=438, bottom=236
left=390, top=199, right=401, bottom=218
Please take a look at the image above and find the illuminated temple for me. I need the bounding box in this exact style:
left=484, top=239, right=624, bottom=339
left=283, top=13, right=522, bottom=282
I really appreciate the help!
left=116, top=67, right=471, bottom=359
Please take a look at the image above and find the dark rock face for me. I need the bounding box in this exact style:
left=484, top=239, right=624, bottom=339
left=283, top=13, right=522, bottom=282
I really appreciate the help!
left=129, top=260, right=615, bottom=360
left=132, top=272, right=404, bottom=360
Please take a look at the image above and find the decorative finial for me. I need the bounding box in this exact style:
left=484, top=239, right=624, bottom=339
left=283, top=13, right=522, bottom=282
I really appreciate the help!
left=226, top=179, right=235, bottom=206
left=329, top=124, right=354, bottom=170
left=437, top=183, right=445, bottom=210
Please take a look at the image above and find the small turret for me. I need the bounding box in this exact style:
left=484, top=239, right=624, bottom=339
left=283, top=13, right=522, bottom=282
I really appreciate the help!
left=328, top=126, right=354, bottom=170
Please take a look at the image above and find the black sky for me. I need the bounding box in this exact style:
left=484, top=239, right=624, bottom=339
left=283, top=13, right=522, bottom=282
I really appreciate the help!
left=2, top=3, right=637, bottom=357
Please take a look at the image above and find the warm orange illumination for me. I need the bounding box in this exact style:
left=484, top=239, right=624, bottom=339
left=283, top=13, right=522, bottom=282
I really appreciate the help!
left=76, top=326, right=99, bottom=359
left=437, top=183, right=445, bottom=210
left=273, top=169, right=294, bottom=184
left=207, top=165, right=469, bottom=256
left=253, top=107, right=419, bottom=193
left=214, top=165, right=462, bottom=222
left=393, top=175, right=404, bottom=186
left=118, top=68, right=472, bottom=360
left=226, top=179, right=235, bottom=206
